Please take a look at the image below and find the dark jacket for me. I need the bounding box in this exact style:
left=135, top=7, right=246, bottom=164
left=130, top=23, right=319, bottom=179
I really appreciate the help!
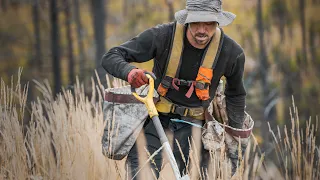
left=101, top=22, right=246, bottom=128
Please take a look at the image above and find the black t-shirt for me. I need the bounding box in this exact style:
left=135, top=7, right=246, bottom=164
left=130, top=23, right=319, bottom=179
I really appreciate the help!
left=166, top=32, right=207, bottom=107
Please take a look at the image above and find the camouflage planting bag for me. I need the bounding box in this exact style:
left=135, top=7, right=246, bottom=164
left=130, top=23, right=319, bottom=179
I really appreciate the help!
left=202, top=80, right=254, bottom=152
left=102, top=85, right=159, bottom=160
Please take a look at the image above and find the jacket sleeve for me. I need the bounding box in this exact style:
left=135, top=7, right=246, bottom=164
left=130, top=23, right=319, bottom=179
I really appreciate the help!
left=224, top=52, right=246, bottom=129
left=101, top=26, right=161, bottom=81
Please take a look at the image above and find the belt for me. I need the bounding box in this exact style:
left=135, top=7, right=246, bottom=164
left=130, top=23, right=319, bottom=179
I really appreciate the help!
left=155, top=97, right=205, bottom=120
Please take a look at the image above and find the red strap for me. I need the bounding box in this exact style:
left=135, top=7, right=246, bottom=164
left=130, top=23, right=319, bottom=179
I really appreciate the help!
left=225, top=126, right=252, bottom=138
left=171, top=79, right=199, bottom=98
left=172, top=78, right=180, bottom=90
left=185, top=82, right=196, bottom=98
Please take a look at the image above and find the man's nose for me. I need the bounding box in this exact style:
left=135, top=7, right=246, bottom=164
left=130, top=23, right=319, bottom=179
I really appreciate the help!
left=197, top=24, right=206, bottom=33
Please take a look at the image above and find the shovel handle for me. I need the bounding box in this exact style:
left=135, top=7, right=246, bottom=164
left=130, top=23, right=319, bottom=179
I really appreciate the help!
left=131, top=72, right=159, bottom=118
left=132, top=73, right=189, bottom=180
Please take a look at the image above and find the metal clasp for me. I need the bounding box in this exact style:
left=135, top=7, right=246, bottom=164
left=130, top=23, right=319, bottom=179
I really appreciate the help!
left=171, top=105, right=188, bottom=116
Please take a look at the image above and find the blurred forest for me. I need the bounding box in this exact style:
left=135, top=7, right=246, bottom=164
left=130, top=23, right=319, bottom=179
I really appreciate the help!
left=0, top=0, right=319, bottom=158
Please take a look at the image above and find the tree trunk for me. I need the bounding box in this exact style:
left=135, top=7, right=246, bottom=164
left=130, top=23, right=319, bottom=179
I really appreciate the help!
left=64, top=0, right=75, bottom=84
left=50, top=0, right=62, bottom=95
left=73, top=0, right=86, bottom=82
left=142, top=0, right=149, bottom=14
left=257, top=0, right=269, bottom=106
left=29, top=0, right=42, bottom=102
left=32, top=0, right=42, bottom=71
left=127, top=0, right=136, bottom=20
left=91, top=0, right=107, bottom=87
left=166, top=0, right=174, bottom=22
left=299, top=0, right=307, bottom=62
left=123, top=0, right=127, bottom=17
left=309, top=21, right=316, bottom=62
left=257, top=0, right=271, bottom=150
left=1, top=0, right=7, bottom=12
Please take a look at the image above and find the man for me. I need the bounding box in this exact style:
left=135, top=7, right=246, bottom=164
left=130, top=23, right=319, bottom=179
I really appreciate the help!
left=102, top=0, right=248, bottom=179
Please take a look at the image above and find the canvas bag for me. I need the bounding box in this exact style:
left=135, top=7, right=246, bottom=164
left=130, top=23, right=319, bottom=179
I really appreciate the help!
left=202, top=80, right=254, bottom=151
left=102, top=85, right=159, bottom=160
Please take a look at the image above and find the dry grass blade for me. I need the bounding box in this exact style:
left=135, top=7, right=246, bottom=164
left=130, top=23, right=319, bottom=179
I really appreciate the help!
left=175, top=138, right=189, bottom=175
left=130, top=145, right=164, bottom=180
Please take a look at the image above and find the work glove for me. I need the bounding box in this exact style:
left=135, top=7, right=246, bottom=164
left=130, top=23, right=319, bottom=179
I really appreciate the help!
left=127, top=69, right=149, bottom=88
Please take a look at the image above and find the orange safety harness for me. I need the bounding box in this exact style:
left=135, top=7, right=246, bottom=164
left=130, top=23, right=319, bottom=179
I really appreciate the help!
left=157, top=23, right=221, bottom=101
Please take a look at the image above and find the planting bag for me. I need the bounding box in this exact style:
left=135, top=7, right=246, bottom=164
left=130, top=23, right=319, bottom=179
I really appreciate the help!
left=102, top=85, right=158, bottom=160
left=202, top=80, right=254, bottom=151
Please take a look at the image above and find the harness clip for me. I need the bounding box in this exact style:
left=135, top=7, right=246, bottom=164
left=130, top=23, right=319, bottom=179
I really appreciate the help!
left=171, top=105, right=188, bottom=117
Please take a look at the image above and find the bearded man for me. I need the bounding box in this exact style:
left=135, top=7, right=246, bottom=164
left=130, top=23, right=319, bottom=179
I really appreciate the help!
left=102, top=0, right=252, bottom=179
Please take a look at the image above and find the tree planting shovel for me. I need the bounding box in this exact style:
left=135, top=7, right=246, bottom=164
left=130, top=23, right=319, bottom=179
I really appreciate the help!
left=131, top=73, right=190, bottom=180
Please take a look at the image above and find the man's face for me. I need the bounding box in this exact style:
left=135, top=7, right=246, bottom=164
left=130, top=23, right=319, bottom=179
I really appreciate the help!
left=187, top=22, right=218, bottom=48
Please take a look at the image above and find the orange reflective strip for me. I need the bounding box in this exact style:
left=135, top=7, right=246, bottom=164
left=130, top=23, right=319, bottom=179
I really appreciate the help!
left=195, top=67, right=213, bottom=100
left=157, top=84, right=169, bottom=96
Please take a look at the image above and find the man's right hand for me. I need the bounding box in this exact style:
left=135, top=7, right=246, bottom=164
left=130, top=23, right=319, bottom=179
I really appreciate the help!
left=127, top=69, right=149, bottom=88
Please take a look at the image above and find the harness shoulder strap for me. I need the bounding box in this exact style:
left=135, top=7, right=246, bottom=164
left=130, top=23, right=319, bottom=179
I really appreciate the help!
left=187, top=27, right=222, bottom=100
left=201, top=27, right=221, bottom=68
left=165, top=23, right=185, bottom=78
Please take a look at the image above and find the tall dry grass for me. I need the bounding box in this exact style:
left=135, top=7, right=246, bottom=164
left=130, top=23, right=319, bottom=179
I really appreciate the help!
left=0, top=70, right=318, bottom=180
left=267, top=97, right=319, bottom=180
left=0, top=69, right=121, bottom=179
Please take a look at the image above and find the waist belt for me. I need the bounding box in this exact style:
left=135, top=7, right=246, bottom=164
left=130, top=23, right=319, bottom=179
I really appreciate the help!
left=155, top=97, right=205, bottom=120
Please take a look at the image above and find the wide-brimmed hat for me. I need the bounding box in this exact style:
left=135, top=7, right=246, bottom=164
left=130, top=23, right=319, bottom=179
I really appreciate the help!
left=175, top=0, right=236, bottom=26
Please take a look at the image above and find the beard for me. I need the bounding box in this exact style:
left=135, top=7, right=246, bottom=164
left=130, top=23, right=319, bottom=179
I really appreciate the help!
left=194, top=33, right=209, bottom=45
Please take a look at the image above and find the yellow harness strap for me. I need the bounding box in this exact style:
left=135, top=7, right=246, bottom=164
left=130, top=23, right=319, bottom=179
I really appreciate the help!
left=166, top=23, right=185, bottom=78
left=156, top=97, right=205, bottom=120
left=202, top=27, right=221, bottom=68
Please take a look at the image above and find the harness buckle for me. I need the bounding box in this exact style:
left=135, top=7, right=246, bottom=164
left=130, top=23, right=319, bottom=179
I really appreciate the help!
left=179, top=79, right=187, bottom=86
left=179, top=79, right=193, bottom=86
left=189, top=108, right=204, bottom=117
left=195, top=82, right=209, bottom=90
left=171, top=105, right=188, bottom=116
left=161, top=76, right=172, bottom=88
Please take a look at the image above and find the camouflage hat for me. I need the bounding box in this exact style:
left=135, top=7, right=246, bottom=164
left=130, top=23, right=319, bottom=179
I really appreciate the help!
left=175, top=0, right=236, bottom=26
